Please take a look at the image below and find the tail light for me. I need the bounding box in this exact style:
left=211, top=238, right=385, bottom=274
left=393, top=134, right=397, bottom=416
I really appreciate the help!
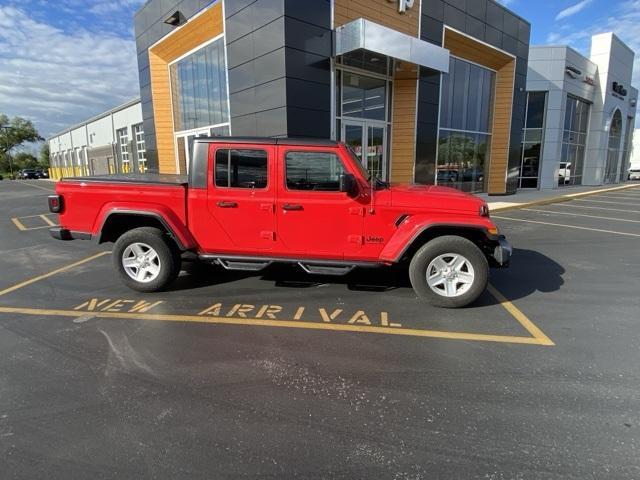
left=48, top=195, right=63, bottom=213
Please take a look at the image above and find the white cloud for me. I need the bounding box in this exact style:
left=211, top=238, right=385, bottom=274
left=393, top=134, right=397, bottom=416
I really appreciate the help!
left=555, top=0, right=593, bottom=21
left=0, top=6, right=141, bottom=138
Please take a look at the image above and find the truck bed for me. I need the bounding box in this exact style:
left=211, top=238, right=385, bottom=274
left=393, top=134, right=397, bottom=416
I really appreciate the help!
left=61, top=174, right=188, bottom=186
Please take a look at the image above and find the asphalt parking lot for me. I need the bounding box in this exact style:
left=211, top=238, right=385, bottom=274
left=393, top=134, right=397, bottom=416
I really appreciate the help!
left=1, top=180, right=639, bottom=479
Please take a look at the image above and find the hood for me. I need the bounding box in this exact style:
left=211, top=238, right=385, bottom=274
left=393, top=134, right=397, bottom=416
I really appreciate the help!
left=388, top=183, right=485, bottom=213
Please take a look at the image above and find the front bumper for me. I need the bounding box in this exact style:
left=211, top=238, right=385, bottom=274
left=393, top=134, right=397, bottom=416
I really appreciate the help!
left=492, top=235, right=512, bottom=267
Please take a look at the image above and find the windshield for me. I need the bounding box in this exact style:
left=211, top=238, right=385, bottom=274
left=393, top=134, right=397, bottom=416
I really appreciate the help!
left=344, top=145, right=370, bottom=182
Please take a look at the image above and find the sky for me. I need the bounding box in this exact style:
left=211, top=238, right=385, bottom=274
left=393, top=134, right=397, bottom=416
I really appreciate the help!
left=0, top=0, right=639, bottom=141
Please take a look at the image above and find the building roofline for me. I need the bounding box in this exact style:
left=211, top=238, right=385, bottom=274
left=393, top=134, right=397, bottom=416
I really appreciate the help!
left=487, top=0, right=531, bottom=25
left=47, top=97, right=141, bottom=141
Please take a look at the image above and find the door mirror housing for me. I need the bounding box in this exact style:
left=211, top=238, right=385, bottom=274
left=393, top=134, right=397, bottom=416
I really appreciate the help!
left=339, top=173, right=357, bottom=195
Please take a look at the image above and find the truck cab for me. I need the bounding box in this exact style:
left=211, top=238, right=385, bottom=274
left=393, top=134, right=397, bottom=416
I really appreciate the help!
left=50, top=137, right=511, bottom=308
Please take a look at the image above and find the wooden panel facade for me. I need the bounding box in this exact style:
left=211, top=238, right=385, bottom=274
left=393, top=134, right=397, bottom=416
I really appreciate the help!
left=148, top=3, right=223, bottom=173
left=390, top=62, right=418, bottom=183
left=444, top=28, right=516, bottom=195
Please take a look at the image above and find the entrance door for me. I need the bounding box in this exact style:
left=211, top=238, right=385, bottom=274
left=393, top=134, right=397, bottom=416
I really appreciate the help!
left=341, top=121, right=387, bottom=180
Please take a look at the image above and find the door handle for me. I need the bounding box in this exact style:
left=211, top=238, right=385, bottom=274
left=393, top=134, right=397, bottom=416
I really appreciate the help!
left=217, top=201, right=238, bottom=208
left=282, top=203, right=303, bottom=211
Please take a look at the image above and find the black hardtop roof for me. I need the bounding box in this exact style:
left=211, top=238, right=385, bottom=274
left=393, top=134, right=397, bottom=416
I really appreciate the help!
left=194, top=136, right=340, bottom=147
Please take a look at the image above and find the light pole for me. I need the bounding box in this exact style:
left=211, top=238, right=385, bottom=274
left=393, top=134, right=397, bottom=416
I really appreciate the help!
left=0, top=125, right=15, bottom=179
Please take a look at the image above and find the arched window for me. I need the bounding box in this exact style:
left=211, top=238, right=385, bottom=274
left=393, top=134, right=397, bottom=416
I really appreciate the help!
left=604, top=109, right=622, bottom=184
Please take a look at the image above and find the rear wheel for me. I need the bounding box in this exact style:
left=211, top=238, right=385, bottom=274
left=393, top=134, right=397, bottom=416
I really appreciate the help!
left=113, top=227, right=181, bottom=292
left=409, top=235, right=488, bottom=308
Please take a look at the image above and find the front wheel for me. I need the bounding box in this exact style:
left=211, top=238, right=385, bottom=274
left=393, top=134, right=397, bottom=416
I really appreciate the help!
left=409, top=235, right=488, bottom=308
left=113, top=227, right=181, bottom=292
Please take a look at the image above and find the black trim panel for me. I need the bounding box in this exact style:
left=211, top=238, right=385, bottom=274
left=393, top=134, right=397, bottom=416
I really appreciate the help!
left=61, top=174, right=187, bottom=186
left=195, top=137, right=338, bottom=147
left=49, top=228, right=92, bottom=241
left=98, top=210, right=187, bottom=250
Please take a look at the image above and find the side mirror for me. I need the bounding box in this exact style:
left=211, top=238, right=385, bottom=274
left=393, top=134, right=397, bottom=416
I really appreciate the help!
left=339, top=173, right=357, bottom=195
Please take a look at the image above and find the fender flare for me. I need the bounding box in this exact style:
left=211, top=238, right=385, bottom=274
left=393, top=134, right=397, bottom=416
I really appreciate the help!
left=379, top=216, right=496, bottom=263
left=95, top=206, right=197, bottom=250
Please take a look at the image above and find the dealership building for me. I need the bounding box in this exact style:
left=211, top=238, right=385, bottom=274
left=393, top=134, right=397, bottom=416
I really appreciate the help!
left=48, top=0, right=636, bottom=193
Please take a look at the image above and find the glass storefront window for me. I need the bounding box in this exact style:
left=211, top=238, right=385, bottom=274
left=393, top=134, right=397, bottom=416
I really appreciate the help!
left=604, top=110, right=622, bottom=184
left=518, top=92, right=547, bottom=189
left=559, top=95, right=589, bottom=186
left=437, top=57, right=495, bottom=193
left=341, top=71, right=387, bottom=121
left=620, top=117, right=633, bottom=182
left=170, top=38, right=228, bottom=132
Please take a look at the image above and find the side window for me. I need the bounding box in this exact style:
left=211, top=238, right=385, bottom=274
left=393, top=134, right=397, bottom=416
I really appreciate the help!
left=285, top=152, right=346, bottom=191
left=215, top=149, right=268, bottom=188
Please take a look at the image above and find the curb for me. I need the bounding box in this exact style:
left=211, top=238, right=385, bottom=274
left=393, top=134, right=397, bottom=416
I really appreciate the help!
left=489, top=183, right=640, bottom=213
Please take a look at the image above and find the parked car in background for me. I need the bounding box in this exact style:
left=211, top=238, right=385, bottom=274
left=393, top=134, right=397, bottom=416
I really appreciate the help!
left=558, top=162, right=572, bottom=185
left=436, top=169, right=459, bottom=184
left=629, top=164, right=640, bottom=180
left=36, top=169, right=49, bottom=179
left=17, top=169, right=39, bottom=179
left=461, top=167, right=484, bottom=183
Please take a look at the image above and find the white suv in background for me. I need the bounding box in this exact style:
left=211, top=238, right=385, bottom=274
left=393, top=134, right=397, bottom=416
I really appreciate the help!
left=629, top=164, right=640, bottom=181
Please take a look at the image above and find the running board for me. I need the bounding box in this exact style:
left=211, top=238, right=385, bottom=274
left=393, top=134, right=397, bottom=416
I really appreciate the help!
left=216, top=259, right=271, bottom=272
left=199, top=254, right=379, bottom=274
left=298, top=263, right=355, bottom=276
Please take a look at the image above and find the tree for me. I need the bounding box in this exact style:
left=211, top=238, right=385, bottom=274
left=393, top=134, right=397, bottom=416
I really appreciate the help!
left=13, top=152, right=39, bottom=170
left=0, top=114, right=43, bottom=155
left=39, top=143, right=50, bottom=168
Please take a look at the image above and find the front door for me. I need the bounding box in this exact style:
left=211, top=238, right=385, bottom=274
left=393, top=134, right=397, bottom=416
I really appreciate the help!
left=341, top=121, right=387, bottom=181
left=275, top=147, right=364, bottom=259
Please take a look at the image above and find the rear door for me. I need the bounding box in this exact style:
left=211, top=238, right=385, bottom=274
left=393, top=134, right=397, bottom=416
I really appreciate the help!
left=274, top=147, right=364, bottom=259
left=206, top=145, right=276, bottom=251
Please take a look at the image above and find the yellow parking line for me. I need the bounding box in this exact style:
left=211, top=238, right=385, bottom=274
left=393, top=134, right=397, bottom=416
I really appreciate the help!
left=493, top=215, right=640, bottom=237
left=39, top=214, right=57, bottom=226
left=11, top=218, right=27, bottom=231
left=524, top=208, right=640, bottom=223
left=0, top=252, right=111, bottom=297
left=0, top=305, right=550, bottom=345
left=0, top=250, right=553, bottom=346
left=487, top=285, right=554, bottom=346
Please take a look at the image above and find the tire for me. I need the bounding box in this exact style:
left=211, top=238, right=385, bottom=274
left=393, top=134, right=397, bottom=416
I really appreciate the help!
left=112, top=227, right=181, bottom=292
left=409, top=235, right=488, bottom=308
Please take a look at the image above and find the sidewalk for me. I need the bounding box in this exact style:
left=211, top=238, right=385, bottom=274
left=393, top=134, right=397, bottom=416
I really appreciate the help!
left=478, top=182, right=640, bottom=212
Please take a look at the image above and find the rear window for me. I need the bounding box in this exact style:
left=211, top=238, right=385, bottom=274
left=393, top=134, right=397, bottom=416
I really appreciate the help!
left=215, top=149, right=267, bottom=189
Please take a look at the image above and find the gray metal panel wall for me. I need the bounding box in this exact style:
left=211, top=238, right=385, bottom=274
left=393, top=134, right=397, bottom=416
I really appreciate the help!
left=225, top=0, right=332, bottom=138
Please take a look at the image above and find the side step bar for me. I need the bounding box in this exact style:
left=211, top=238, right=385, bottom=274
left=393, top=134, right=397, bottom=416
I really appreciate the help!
left=200, top=254, right=379, bottom=275
left=297, top=262, right=355, bottom=276
left=217, top=259, right=271, bottom=272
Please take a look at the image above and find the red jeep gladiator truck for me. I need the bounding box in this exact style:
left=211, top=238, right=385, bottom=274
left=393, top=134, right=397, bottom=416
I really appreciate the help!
left=48, top=137, right=511, bottom=308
